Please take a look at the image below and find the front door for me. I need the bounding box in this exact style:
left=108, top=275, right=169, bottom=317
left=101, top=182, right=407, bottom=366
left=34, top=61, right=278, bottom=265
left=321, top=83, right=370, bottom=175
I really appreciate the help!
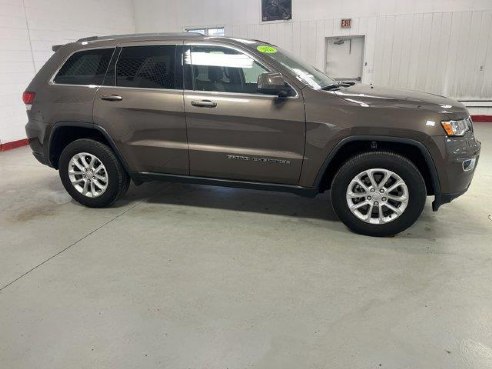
left=183, top=43, right=305, bottom=185
left=93, top=42, right=188, bottom=175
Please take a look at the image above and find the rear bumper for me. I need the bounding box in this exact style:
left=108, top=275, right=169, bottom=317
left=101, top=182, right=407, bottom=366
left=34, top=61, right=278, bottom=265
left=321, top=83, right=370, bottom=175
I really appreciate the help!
left=25, top=119, right=52, bottom=167
left=32, top=150, right=49, bottom=165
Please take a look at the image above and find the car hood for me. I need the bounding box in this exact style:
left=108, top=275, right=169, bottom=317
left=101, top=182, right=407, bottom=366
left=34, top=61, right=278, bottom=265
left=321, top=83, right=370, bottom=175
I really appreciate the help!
left=333, top=84, right=468, bottom=115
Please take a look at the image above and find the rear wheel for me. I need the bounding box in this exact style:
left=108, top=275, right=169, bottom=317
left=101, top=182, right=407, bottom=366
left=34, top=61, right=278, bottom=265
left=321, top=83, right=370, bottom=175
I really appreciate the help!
left=331, top=151, right=427, bottom=237
left=59, top=139, right=130, bottom=208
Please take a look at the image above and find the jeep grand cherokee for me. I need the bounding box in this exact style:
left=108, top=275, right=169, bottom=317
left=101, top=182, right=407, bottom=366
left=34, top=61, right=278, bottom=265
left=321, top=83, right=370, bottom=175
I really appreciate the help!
left=24, top=33, right=481, bottom=236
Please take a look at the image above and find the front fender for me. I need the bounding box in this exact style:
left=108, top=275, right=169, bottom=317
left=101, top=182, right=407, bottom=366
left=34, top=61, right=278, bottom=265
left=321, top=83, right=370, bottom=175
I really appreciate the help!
left=300, top=134, right=443, bottom=211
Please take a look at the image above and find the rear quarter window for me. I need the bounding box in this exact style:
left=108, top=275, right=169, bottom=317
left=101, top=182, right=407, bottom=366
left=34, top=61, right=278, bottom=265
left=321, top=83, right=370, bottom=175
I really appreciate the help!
left=54, top=48, right=114, bottom=85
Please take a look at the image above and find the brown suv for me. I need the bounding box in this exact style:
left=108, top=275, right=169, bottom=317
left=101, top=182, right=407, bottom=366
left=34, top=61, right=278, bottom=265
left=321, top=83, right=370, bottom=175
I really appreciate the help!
left=24, top=33, right=481, bottom=236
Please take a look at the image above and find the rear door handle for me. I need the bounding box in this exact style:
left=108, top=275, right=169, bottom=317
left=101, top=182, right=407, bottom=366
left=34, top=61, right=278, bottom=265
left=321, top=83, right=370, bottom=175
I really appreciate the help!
left=101, top=95, right=123, bottom=102
left=191, top=100, right=217, bottom=108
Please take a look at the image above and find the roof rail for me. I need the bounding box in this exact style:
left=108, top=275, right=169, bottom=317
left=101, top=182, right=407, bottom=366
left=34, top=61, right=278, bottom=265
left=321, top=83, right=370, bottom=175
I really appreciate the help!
left=76, top=32, right=202, bottom=43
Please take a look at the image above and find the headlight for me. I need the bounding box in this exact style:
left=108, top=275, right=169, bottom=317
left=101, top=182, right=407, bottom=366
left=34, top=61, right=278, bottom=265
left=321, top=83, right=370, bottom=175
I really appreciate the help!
left=441, top=118, right=472, bottom=136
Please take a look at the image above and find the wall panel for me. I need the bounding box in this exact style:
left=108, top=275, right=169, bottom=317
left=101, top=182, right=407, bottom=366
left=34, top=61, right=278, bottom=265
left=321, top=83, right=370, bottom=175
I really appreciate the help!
left=134, top=0, right=492, bottom=108
left=0, top=0, right=135, bottom=143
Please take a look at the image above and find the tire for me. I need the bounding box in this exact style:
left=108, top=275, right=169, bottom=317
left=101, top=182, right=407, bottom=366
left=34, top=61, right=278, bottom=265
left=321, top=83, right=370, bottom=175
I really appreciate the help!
left=59, top=139, right=130, bottom=208
left=331, top=151, right=427, bottom=237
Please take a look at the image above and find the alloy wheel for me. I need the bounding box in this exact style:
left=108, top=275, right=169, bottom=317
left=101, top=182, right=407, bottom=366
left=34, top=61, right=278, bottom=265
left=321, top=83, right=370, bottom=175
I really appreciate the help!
left=346, top=168, right=409, bottom=225
left=68, top=152, right=108, bottom=198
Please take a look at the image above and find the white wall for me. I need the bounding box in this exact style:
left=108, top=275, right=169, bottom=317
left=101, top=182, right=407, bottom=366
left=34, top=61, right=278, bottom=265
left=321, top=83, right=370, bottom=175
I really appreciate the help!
left=134, top=0, right=492, bottom=113
left=0, top=0, right=135, bottom=144
left=2, top=0, right=491, bottom=145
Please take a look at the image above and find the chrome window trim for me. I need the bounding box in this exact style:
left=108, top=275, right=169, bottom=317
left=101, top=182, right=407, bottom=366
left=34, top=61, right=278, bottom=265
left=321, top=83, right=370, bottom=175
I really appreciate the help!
left=46, top=84, right=296, bottom=99
left=44, top=84, right=295, bottom=98
left=49, top=46, right=117, bottom=86
left=102, top=85, right=182, bottom=93
left=184, top=42, right=300, bottom=99
left=183, top=89, right=298, bottom=100
left=48, top=83, right=101, bottom=88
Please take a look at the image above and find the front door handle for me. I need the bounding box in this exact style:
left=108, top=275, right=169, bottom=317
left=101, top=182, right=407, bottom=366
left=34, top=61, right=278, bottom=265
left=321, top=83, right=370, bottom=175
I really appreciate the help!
left=191, top=100, right=217, bottom=108
left=101, top=95, right=123, bottom=102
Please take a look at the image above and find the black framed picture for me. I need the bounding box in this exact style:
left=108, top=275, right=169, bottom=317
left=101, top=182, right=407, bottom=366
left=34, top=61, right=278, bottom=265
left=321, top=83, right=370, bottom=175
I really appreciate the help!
left=262, top=0, right=292, bottom=22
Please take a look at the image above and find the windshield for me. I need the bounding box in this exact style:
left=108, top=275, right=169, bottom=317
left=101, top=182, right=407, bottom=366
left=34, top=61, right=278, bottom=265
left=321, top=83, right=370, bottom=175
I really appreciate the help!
left=252, top=43, right=336, bottom=89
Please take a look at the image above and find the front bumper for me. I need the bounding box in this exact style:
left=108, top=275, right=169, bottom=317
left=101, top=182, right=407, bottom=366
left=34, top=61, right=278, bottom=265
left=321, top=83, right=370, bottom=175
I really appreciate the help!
left=433, top=188, right=472, bottom=211
left=432, top=131, right=481, bottom=211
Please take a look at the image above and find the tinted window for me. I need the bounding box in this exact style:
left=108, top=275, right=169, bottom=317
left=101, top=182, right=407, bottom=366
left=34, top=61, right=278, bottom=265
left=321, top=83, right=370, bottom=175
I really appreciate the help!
left=116, top=45, right=177, bottom=89
left=54, top=48, right=114, bottom=85
left=186, top=46, right=268, bottom=94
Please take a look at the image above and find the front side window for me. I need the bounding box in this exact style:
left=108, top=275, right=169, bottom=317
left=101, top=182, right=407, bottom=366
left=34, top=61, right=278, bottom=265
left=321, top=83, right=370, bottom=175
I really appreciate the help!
left=186, top=45, right=268, bottom=94
left=116, top=45, right=177, bottom=89
left=54, top=48, right=114, bottom=85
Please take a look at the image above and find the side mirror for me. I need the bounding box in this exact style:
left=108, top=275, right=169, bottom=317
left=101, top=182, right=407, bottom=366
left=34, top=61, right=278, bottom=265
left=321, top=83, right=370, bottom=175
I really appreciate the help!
left=257, top=72, right=291, bottom=97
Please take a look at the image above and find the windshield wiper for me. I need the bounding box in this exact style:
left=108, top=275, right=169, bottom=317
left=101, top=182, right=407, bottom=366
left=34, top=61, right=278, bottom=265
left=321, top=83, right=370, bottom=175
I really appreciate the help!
left=322, top=81, right=356, bottom=91
left=321, top=83, right=341, bottom=91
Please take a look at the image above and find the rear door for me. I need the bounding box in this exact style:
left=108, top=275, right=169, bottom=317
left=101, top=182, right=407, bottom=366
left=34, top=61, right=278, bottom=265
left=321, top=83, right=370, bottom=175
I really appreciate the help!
left=183, top=42, right=306, bottom=185
left=93, top=41, right=188, bottom=175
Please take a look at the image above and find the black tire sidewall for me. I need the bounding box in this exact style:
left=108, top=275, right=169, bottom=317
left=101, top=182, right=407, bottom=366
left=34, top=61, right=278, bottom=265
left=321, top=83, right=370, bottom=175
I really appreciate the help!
left=332, top=152, right=427, bottom=237
left=59, top=139, right=126, bottom=208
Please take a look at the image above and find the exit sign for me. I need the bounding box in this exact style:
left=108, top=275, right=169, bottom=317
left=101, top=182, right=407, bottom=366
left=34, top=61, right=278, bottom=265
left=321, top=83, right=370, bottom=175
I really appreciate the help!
left=341, top=19, right=352, bottom=28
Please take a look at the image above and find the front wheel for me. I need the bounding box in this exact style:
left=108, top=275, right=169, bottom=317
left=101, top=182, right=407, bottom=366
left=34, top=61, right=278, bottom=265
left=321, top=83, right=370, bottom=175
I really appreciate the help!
left=59, top=139, right=130, bottom=208
left=331, top=151, right=427, bottom=237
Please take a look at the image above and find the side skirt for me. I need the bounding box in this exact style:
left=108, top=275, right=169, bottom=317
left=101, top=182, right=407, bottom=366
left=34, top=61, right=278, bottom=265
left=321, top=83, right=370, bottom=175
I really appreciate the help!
left=133, top=172, right=319, bottom=198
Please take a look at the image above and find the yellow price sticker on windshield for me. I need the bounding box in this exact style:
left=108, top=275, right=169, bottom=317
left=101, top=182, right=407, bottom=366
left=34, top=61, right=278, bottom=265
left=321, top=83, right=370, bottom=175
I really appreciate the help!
left=257, top=45, right=277, bottom=54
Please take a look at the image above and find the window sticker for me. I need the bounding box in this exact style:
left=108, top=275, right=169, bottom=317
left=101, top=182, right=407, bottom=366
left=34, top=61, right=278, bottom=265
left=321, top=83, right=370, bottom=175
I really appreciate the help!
left=257, top=45, right=278, bottom=54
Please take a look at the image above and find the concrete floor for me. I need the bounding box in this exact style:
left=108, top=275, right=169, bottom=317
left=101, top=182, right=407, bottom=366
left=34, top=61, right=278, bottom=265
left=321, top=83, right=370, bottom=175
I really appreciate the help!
left=1, top=124, right=491, bottom=369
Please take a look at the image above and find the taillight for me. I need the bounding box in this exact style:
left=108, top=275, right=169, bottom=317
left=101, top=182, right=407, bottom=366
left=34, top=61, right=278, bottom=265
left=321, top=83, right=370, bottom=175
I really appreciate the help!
left=23, top=91, right=36, bottom=105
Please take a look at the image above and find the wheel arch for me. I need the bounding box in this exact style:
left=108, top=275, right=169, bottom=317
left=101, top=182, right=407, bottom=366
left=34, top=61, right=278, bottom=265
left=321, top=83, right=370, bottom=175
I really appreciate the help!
left=315, top=136, right=441, bottom=205
left=47, top=122, right=131, bottom=175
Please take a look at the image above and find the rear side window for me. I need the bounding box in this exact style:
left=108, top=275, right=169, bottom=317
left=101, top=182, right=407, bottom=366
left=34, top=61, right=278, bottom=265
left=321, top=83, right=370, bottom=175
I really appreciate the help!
left=54, top=48, right=114, bottom=85
left=116, top=45, right=177, bottom=89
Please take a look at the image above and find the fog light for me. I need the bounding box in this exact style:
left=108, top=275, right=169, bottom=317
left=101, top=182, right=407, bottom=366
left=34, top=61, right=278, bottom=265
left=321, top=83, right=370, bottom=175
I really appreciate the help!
left=462, top=157, right=476, bottom=172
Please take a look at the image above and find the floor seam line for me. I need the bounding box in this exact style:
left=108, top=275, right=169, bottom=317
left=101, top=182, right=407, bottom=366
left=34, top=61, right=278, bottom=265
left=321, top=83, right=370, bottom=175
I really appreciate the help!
left=0, top=202, right=140, bottom=293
